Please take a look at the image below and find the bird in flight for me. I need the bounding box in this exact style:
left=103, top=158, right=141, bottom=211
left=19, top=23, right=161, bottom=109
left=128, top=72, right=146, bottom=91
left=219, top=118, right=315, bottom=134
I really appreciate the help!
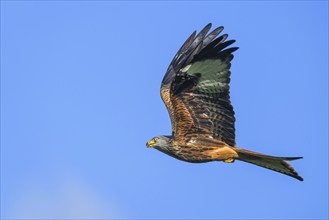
left=146, top=23, right=303, bottom=181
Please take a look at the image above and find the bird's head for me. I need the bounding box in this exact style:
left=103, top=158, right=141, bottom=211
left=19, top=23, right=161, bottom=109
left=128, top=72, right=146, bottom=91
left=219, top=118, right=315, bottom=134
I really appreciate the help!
left=146, top=136, right=171, bottom=150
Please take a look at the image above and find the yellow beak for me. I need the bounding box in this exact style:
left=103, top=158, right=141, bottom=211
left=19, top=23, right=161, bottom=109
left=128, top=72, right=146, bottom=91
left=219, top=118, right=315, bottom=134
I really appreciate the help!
left=146, top=140, right=156, bottom=148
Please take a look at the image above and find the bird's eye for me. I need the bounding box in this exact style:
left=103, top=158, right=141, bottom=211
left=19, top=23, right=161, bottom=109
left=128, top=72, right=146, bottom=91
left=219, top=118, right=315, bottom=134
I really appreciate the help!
left=154, top=137, right=158, bottom=142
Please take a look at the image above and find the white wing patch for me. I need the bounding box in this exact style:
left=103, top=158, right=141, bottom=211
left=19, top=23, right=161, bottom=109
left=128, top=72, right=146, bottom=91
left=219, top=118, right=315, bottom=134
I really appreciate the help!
left=181, top=64, right=192, bottom=73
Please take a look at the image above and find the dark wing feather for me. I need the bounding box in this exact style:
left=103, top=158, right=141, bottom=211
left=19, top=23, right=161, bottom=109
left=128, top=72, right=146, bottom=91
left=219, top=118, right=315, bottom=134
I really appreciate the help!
left=203, top=26, right=224, bottom=46
left=160, top=23, right=238, bottom=146
left=161, top=23, right=222, bottom=134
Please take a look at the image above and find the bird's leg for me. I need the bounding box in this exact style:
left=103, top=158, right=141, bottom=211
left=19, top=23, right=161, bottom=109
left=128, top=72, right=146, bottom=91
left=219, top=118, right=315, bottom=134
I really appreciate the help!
left=224, top=158, right=235, bottom=163
left=207, top=145, right=238, bottom=162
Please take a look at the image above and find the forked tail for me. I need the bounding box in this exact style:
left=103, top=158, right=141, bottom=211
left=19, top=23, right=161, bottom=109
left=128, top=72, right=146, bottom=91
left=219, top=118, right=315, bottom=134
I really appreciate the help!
left=234, top=147, right=303, bottom=181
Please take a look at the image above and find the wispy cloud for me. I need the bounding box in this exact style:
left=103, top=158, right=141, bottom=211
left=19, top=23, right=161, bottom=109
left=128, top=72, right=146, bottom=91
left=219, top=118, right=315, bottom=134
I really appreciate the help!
left=8, top=177, right=120, bottom=219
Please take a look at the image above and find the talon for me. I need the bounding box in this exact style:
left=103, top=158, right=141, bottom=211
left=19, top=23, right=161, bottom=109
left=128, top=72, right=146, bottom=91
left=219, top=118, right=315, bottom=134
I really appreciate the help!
left=224, top=158, right=235, bottom=163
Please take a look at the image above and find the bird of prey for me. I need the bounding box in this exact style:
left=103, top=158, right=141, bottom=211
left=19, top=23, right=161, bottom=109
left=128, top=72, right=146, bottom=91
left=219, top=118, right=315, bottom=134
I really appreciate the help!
left=146, top=23, right=303, bottom=181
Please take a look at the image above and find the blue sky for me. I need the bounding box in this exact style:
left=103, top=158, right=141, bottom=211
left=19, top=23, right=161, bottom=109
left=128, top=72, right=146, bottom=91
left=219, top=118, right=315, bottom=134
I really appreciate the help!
left=1, top=1, right=328, bottom=219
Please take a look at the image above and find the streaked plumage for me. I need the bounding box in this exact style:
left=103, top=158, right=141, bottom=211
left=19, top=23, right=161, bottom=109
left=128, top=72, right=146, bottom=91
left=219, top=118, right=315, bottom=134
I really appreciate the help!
left=147, top=23, right=303, bottom=181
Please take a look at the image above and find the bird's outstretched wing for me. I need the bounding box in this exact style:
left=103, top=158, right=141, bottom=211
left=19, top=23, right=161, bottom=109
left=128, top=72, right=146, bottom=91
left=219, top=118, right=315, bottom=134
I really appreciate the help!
left=160, top=23, right=238, bottom=146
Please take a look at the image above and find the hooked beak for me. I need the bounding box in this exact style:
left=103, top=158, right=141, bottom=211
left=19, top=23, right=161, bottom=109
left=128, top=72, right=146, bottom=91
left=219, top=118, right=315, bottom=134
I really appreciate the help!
left=146, top=140, right=155, bottom=148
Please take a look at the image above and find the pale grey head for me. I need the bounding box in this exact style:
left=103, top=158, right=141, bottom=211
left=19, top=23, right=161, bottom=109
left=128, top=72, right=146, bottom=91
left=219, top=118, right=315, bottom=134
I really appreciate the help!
left=146, top=135, right=172, bottom=152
